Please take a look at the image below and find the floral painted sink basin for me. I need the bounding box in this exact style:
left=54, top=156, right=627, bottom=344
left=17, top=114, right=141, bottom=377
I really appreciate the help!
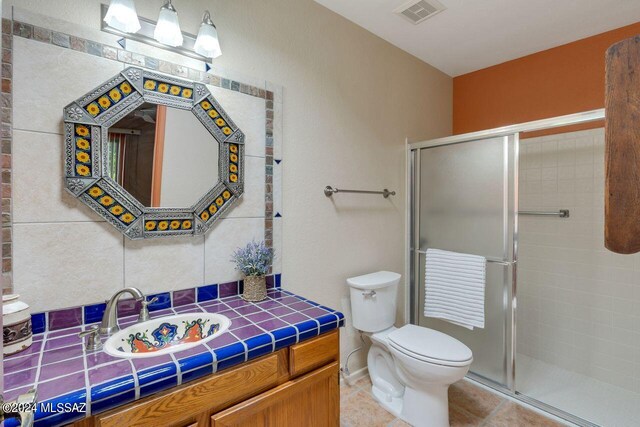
left=104, top=313, right=231, bottom=358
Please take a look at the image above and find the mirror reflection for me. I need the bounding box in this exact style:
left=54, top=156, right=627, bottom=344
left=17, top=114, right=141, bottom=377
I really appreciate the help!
left=106, top=103, right=220, bottom=207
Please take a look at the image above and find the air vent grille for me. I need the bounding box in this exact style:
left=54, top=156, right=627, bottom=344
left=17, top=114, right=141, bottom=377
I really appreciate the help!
left=395, top=0, right=446, bottom=25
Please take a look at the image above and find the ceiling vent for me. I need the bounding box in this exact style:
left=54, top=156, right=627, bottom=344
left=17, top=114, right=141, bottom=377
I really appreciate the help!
left=394, top=0, right=446, bottom=25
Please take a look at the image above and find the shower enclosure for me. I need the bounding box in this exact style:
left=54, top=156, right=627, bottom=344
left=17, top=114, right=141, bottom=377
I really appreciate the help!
left=408, top=109, right=636, bottom=427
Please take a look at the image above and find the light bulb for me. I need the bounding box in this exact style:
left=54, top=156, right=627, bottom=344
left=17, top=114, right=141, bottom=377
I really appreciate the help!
left=154, top=0, right=183, bottom=47
left=104, top=0, right=141, bottom=33
left=194, top=11, right=222, bottom=59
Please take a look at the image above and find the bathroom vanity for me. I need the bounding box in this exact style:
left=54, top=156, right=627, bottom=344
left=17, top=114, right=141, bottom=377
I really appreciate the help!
left=3, top=288, right=343, bottom=427
left=73, top=330, right=339, bottom=427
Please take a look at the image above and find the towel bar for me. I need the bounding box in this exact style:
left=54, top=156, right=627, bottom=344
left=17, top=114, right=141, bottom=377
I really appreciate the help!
left=324, top=186, right=396, bottom=198
left=415, top=249, right=515, bottom=266
left=519, top=209, right=569, bottom=218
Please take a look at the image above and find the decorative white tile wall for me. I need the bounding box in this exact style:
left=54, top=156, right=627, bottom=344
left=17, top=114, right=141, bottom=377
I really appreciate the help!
left=11, top=30, right=280, bottom=311
left=518, top=128, right=640, bottom=393
left=14, top=222, right=124, bottom=312
left=12, top=130, right=98, bottom=223
left=221, top=156, right=266, bottom=219
left=13, top=36, right=124, bottom=134
left=123, top=236, right=205, bottom=294
left=209, top=86, right=266, bottom=158
left=203, top=218, right=265, bottom=284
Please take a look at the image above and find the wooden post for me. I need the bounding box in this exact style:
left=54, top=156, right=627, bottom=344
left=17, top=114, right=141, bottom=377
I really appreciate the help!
left=605, top=35, right=640, bottom=254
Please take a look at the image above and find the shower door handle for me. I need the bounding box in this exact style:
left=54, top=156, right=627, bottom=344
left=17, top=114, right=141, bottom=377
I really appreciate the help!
left=487, top=259, right=516, bottom=266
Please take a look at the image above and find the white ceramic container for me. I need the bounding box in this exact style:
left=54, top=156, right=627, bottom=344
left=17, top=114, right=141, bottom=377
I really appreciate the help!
left=3, top=294, right=32, bottom=356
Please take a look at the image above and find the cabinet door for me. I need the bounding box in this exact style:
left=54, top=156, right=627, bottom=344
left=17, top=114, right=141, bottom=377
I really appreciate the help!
left=211, top=362, right=339, bottom=427
left=94, top=352, right=281, bottom=427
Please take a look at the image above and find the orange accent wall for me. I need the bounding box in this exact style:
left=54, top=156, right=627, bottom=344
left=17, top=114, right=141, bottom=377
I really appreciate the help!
left=453, top=22, right=640, bottom=135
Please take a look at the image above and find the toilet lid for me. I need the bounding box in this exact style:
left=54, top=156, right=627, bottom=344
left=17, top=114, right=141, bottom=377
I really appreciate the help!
left=388, top=325, right=472, bottom=365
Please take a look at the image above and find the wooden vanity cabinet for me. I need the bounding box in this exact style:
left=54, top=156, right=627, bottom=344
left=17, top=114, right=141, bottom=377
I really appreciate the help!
left=211, top=362, right=339, bottom=427
left=71, top=329, right=339, bottom=427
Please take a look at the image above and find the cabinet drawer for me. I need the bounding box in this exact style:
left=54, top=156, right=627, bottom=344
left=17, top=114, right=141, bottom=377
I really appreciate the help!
left=95, top=351, right=282, bottom=427
left=289, top=329, right=339, bottom=378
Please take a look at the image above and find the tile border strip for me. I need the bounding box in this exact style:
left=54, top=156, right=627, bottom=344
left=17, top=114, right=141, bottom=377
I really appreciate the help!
left=11, top=20, right=267, bottom=100
left=2, top=19, right=12, bottom=293
left=265, top=93, right=274, bottom=259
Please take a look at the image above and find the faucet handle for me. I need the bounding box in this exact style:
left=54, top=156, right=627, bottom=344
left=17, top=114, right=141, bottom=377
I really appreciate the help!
left=79, top=325, right=102, bottom=351
left=138, top=296, right=158, bottom=323
left=0, top=388, right=37, bottom=427
left=142, top=296, right=159, bottom=307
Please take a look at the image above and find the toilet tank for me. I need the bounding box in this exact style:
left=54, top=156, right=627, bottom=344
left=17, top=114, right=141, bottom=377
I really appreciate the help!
left=347, top=271, right=401, bottom=333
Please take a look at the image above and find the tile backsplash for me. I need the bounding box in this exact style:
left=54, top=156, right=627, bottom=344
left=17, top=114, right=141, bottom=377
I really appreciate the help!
left=31, top=274, right=281, bottom=333
left=518, top=127, right=640, bottom=393
left=4, top=10, right=283, bottom=312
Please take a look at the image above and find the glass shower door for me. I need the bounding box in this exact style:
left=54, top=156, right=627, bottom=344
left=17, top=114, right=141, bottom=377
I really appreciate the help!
left=412, top=135, right=516, bottom=388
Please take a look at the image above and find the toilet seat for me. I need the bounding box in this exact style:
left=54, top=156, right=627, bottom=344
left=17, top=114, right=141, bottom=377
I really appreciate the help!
left=370, top=326, right=397, bottom=346
left=388, top=325, right=473, bottom=367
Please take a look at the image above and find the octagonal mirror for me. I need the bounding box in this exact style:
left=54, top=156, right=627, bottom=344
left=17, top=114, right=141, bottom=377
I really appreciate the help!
left=63, top=67, right=245, bottom=239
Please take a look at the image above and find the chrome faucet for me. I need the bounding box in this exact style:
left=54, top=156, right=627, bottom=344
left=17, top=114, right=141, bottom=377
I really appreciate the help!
left=99, top=287, right=145, bottom=335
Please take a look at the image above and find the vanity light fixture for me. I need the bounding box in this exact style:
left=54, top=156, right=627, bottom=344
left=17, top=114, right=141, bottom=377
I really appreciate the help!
left=100, top=2, right=221, bottom=62
left=103, top=0, right=141, bottom=33
left=194, top=11, right=222, bottom=59
left=154, top=0, right=183, bottom=47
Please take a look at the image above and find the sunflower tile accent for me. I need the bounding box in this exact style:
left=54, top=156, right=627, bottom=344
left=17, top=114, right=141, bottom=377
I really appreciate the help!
left=143, top=78, right=193, bottom=99
left=85, top=185, right=138, bottom=226
left=144, top=218, right=193, bottom=232
left=74, top=124, right=93, bottom=177
left=199, top=99, right=234, bottom=136
left=228, top=143, right=240, bottom=184
left=83, top=80, right=133, bottom=118
left=198, top=188, right=234, bottom=224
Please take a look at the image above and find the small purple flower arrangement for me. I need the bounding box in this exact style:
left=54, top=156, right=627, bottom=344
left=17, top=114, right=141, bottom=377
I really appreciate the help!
left=232, top=241, right=274, bottom=301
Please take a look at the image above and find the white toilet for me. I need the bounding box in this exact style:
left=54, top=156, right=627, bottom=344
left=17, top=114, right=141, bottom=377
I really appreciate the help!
left=347, top=271, right=473, bottom=427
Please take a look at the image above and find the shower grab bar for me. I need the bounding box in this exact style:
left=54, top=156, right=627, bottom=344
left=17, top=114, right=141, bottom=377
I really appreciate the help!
left=415, top=249, right=514, bottom=266
left=518, top=209, right=569, bottom=218
left=324, top=186, right=395, bottom=198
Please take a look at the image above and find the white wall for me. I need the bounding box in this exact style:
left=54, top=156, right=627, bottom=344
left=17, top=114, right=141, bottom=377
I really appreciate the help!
left=518, top=128, right=640, bottom=393
left=5, top=0, right=452, bottom=371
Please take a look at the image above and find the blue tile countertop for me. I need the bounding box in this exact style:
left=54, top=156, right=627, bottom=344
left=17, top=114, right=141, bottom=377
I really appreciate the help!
left=2, top=289, right=344, bottom=426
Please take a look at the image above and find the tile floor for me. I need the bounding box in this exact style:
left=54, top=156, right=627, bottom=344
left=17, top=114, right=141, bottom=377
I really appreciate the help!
left=340, top=375, right=565, bottom=427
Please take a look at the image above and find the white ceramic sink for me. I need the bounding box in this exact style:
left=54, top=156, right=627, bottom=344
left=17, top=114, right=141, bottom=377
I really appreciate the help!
left=104, top=313, right=231, bottom=358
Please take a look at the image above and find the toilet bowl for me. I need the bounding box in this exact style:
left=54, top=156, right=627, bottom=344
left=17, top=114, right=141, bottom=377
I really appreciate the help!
left=386, top=324, right=472, bottom=426
left=347, top=271, right=473, bottom=427
left=367, top=327, right=405, bottom=416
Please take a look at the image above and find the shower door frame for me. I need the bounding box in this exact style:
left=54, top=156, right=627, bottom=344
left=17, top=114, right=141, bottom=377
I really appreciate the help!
left=406, top=108, right=605, bottom=427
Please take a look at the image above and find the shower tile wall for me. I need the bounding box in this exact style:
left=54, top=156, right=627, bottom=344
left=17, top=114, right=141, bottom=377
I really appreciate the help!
left=518, top=128, right=640, bottom=393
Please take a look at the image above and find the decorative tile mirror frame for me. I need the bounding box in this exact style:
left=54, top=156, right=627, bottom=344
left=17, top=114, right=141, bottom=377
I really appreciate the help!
left=63, top=66, right=245, bottom=239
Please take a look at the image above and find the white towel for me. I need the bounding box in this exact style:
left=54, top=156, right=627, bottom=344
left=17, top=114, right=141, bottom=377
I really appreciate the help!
left=424, top=248, right=486, bottom=330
